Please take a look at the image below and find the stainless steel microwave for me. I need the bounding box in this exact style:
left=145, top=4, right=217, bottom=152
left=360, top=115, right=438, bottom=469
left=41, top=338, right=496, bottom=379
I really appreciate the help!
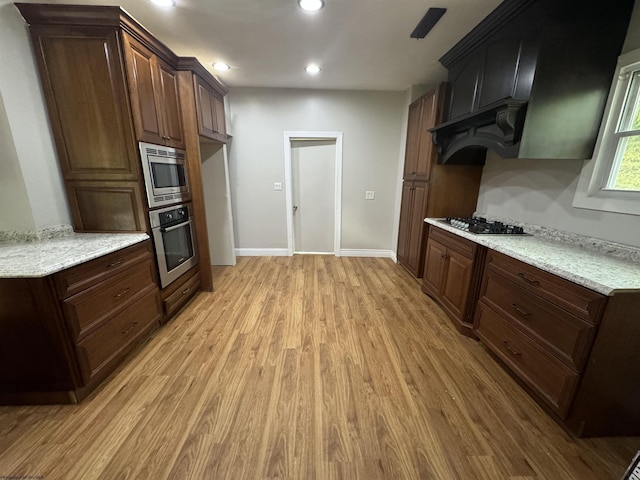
left=139, top=142, right=191, bottom=209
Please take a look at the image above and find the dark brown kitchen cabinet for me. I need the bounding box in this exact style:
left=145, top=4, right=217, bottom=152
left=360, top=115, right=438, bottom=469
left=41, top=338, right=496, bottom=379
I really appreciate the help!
left=403, top=87, right=441, bottom=182
left=0, top=240, right=162, bottom=405
left=192, top=72, right=228, bottom=142
left=421, top=226, right=484, bottom=336
left=123, top=33, right=185, bottom=149
left=397, top=84, right=483, bottom=278
left=19, top=4, right=213, bottom=298
left=397, top=181, right=429, bottom=276
left=28, top=27, right=140, bottom=183
left=474, top=249, right=640, bottom=437
left=17, top=4, right=194, bottom=233
left=161, top=267, right=201, bottom=321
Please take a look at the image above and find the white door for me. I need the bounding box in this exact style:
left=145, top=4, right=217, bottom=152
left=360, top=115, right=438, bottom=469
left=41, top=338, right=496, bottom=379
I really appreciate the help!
left=291, top=140, right=336, bottom=254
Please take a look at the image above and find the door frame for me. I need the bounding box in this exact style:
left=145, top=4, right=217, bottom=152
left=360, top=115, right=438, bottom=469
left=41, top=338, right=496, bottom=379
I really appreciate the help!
left=284, top=131, right=343, bottom=256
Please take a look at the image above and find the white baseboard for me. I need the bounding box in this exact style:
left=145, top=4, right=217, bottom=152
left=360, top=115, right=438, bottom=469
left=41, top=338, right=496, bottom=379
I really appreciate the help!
left=235, top=248, right=289, bottom=256
left=234, top=248, right=397, bottom=260
left=340, top=249, right=396, bottom=260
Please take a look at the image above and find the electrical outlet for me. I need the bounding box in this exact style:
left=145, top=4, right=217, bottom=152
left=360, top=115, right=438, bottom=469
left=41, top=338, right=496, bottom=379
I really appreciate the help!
left=365, top=191, right=375, bottom=200
left=274, top=182, right=283, bottom=191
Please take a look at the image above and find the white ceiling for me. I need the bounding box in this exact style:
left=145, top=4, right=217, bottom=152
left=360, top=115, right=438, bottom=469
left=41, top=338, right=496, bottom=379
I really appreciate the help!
left=16, top=0, right=503, bottom=90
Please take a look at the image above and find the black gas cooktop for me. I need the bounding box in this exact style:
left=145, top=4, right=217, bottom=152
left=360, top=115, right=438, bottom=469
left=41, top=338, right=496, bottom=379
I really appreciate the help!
left=442, top=217, right=527, bottom=235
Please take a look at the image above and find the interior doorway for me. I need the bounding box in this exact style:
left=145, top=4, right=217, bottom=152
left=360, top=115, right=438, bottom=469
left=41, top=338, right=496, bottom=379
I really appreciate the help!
left=284, top=131, right=343, bottom=256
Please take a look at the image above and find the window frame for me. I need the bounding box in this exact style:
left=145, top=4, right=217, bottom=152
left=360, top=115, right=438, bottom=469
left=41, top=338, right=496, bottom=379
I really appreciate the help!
left=574, top=48, right=640, bottom=216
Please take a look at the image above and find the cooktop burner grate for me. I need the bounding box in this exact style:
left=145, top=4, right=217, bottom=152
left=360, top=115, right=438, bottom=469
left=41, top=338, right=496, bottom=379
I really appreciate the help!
left=442, top=217, right=527, bottom=235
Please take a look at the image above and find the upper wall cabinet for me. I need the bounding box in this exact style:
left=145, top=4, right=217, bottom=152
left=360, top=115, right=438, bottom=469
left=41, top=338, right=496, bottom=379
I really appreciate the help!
left=179, top=58, right=229, bottom=143
left=16, top=3, right=187, bottom=232
left=123, top=33, right=185, bottom=149
left=26, top=27, right=140, bottom=182
left=432, top=0, right=636, bottom=165
left=403, top=86, right=442, bottom=182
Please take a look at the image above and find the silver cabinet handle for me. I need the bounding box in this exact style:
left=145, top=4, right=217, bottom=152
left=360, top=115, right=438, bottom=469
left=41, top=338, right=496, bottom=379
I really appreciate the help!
left=161, top=219, right=192, bottom=233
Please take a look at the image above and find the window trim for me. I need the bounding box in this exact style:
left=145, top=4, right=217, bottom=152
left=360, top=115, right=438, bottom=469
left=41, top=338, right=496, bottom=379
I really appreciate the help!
left=574, top=48, right=640, bottom=216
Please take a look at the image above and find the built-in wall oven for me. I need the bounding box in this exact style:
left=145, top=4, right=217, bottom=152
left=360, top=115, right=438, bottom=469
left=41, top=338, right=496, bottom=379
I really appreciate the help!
left=139, top=142, right=191, bottom=208
left=150, top=203, right=198, bottom=288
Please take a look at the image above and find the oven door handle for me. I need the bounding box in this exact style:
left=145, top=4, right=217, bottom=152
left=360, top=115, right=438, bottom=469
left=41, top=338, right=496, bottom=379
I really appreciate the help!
left=160, top=219, right=192, bottom=233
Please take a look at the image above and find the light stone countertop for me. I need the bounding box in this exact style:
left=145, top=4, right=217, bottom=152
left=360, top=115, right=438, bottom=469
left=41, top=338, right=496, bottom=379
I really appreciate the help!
left=425, top=219, right=640, bottom=296
left=0, top=233, right=149, bottom=278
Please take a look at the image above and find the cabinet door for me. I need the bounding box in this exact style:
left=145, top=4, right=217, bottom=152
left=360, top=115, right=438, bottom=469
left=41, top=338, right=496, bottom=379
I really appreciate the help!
left=396, top=182, right=414, bottom=265
left=422, top=238, right=447, bottom=296
left=440, top=248, right=474, bottom=322
left=157, top=59, right=185, bottom=148
left=403, top=99, right=422, bottom=179
left=123, top=33, right=164, bottom=145
left=31, top=28, right=139, bottom=181
left=447, top=53, right=483, bottom=119
left=213, top=93, right=226, bottom=137
left=405, top=182, right=429, bottom=276
left=66, top=180, right=148, bottom=233
left=415, top=88, right=440, bottom=181
left=194, top=75, right=216, bottom=138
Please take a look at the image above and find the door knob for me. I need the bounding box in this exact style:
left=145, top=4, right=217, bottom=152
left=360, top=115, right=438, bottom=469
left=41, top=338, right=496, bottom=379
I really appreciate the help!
left=293, top=205, right=298, bottom=212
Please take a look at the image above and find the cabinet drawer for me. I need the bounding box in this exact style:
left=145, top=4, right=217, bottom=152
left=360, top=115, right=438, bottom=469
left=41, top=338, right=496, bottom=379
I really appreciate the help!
left=63, top=259, right=157, bottom=341
left=430, top=226, right=475, bottom=258
left=76, top=286, right=161, bottom=384
left=163, top=269, right=200, bottom=320
left=480, top=270, right=596, bottom=371
left=475, top=303, right=579, bottom=418
left=54, top=241, right=153, bottom=299
left=485, top=250, right=605, bottom=324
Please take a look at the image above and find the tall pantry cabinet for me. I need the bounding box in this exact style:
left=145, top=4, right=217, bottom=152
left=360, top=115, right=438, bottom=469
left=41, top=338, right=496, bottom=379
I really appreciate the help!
left=397, top=84, right=483, bottom=278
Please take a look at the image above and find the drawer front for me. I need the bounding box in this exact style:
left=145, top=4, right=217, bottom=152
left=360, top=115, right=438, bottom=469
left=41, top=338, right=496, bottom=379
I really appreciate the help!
left=63, top=259, right=157, bottom=341
left=55, top=240, right=153, bottom=299
left=430, top=226, right=476, bottom=258
left=475, top=303, right=579, bottom=418
left=163, top=270, right=201, bottom=320
left=76, top=286, right=161, bottom=384
left=480, top=270, right=596, bottom=371
left=485, top=250, right=605, bottom=324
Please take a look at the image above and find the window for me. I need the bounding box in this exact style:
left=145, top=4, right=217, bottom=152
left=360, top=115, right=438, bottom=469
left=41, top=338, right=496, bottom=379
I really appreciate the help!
left=574, top=48, right=640, bottom=215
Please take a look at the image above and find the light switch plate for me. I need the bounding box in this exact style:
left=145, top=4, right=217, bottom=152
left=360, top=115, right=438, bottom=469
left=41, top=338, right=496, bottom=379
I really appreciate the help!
left=365, top=191, right=375, bottom=200
left=274, top=182, right=283, bottom=191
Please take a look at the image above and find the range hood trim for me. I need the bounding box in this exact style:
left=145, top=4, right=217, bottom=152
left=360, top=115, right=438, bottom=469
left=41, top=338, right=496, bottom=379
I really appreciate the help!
left=432, top=0, right=635, bottom=165
left=430, top=98, right=527, bottom=165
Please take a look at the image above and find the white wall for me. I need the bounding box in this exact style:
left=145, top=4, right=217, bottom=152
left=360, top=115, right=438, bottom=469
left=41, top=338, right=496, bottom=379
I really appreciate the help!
left=0, top=1, right=70, bottom=232
left=227, top=87, right=406, bottom=252
left=477, top=152, right=640, bottom=247
left=476, top=0, right=640, bottom=248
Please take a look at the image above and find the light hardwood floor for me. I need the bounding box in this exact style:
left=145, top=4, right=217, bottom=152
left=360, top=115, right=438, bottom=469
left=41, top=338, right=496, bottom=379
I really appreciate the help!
left=0, top=256, right=638, bottom=479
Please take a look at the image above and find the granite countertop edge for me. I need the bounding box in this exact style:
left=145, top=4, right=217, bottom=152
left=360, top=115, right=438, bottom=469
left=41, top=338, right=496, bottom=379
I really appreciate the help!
left=0, top=232, right=150, bottom=278
left=424, top=218, right=640, bottom=296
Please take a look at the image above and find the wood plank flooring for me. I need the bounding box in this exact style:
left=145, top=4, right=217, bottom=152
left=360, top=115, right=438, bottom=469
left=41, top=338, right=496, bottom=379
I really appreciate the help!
left=1, top=255, right=638, bottom=479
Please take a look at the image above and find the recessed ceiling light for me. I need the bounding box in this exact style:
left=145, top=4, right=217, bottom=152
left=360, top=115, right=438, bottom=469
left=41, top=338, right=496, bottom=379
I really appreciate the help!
left=305, top=64, right=321, bottom=75
left=151, top=0, right=176, bottom=6
left=213, top=63, right=230, bottom=72
left=298, top=0, right=324, bottom=12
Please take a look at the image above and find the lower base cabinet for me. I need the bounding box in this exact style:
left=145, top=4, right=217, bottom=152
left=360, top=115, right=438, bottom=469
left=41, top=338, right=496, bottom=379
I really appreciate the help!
left=161, top=267, right=201, bottom=322
left=475, top=250, right=640, bottom=437
left=421, top=226, right=485, bottom=337
left=0, top=240, right=162, bottom=404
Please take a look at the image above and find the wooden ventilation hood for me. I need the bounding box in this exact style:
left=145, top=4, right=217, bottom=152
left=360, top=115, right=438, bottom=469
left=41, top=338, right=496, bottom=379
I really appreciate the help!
left=431, top=0, right=635, bottom=165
